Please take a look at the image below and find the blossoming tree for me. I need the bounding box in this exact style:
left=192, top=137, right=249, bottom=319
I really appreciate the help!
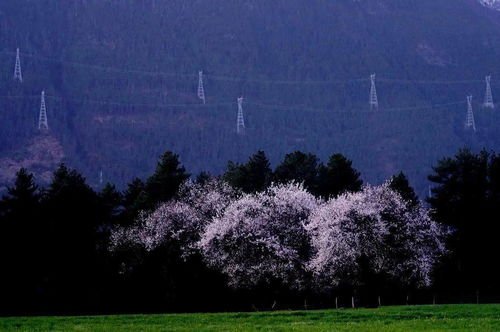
left=307, top=184, right=448, bottom=292
left=199, top=183, right=320, bottom=289
left=110, top=179, right=239, bottom=256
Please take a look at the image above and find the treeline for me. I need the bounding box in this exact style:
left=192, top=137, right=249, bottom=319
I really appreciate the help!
left=0, top=149, right=499, bottom=315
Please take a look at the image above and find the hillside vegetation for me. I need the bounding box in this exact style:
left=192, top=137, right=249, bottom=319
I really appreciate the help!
left=1, top=0, right=500, bottom=193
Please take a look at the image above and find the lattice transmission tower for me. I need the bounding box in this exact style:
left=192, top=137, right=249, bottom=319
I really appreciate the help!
left=14, top=48, right=22, bottom=83
left=197, top=70, right=206, bottom=104
left=237, top=97, right=245, bottom=135
left=484, top=75, right=495, bottom=108
left=38, top=91, right=49, bottom=131
left=369, top=74, right=378, bottom=110
left=465, top=95, right=476, bottom=132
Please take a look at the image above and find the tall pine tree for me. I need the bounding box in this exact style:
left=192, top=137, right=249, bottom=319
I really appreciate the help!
left=224, top=151, right=272, bottom=193
left=0, top=168, right=41, bottom=313
left=145, top=151, right=190, bottom=208
left=317, top=153, right=363, bottom=199
left=274, top=151, right=320, bottom=193
left=428, top=149, right=493, bottom=296
left=389, top=171, right=419, bottom=207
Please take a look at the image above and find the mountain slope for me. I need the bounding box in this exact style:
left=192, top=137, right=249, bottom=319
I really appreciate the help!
left=1, top=0, right=500, bottom=194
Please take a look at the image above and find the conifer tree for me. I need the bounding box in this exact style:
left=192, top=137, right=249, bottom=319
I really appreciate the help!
left=0, top=168, right=41, bottom=312
left=428, top=149, right=491, bottom=295
left=317, top=153, right=363, bottom=199
left=274, top=151, right=320, bottom=193
left=145, top=151, right=190, bottom=208
left=224, top=151, right=272, bottom=193
left=389, top=172, right=419, bottom=207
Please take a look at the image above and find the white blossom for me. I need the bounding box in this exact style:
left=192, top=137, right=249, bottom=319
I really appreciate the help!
left=110, top=179, right=239, bottom=256
left=199, top=183, right=320, bottom=289
left=307, top=183, right=447, bottom=289
left=111, top=179, right=448, bottom=292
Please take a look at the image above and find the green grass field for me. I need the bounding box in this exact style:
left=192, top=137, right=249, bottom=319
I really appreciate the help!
left=1, top=304, right=500, bottom=331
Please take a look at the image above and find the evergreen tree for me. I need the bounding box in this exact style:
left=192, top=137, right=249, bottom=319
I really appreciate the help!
left=0, top=168, right=41, bottom=313
left=41, top=164, right=104, bottom=312
left=487, top=153, right=500, bottom=205
left=224, top=151, right=272, bottom=193
left=145, top=151, right=190, bottom=208
left=1, top=168, right=39, bottom=216
left=317, top=153, right=363, bottom=199
left=100, top=183, right=123, bottom=225
left=389, top=172, right=419, bottom=207
left=245, top=151, right=273, bottom=192
left=123, top=178, right=147, bottom=209
left=428, top=149, right=492, bottom=295
left=274, top=151, right=320, bottom=193
left=120, top=178, right=149, bottom=226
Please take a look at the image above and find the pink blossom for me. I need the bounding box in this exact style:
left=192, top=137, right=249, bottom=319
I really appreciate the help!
left=199, top=183, right=320, bottom=289
left=110, top=179, right=239, bottom=257
left=307, top=183, right=447, bottom=289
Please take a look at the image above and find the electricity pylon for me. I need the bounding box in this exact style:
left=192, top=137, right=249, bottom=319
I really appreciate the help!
left=465, top=95, right=476, bottom=132
left=237, top=97, right=245, bottom=135
left=197, top=70, right=206, bottom=104
left=14, top=48, right=22, bottom=83
left=484, top=75, right=494, bottom=108
left=369, top=74, right=378, bottom=110
left=38, top=91, right=49, bottom=131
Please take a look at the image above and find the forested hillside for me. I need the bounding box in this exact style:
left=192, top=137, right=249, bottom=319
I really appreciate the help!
left=1, top=0, right=500, bottom=194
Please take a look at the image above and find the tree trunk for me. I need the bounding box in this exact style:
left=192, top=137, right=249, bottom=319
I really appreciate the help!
left=378, top=295, right=381, bottom=307
left=335, top=296, right=338, bottom=309
left=351, top=296, right=355, bottom=309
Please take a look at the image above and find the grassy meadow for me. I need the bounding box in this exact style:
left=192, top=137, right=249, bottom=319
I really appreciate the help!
left=1, top=304, right=499, bottom=331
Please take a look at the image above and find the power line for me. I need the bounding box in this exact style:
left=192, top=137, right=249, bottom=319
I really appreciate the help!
left=0, top=51, right=368, bottom=84
left=0, top=93, right=470, bottom=115
left=378, top=78, right=484, bottom=84
left=248, top=100, right=467, bottom=114
left=383, top=101, right=467, bottom=112
left=0, top=95, right=40, bottom=100
left=0, top=51, right=492, bottom=86
left=44, top=94, right=233, bottom=110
